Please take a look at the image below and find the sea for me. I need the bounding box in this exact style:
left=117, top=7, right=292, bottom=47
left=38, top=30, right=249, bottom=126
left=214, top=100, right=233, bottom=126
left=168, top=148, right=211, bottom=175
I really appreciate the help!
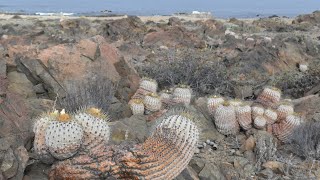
left=0, top=0, right=320, bottom=18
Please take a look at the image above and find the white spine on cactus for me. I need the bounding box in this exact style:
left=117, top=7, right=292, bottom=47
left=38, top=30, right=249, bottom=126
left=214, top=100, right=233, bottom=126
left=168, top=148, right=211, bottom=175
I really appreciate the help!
left=173, top=87, right=192, bottom=105
left=33, top=116, right=53, bottom=161
left=257, top=87, right=281, bottom=104
left=75, top=112, right=110, bottom=150
left=264, top=109, right=278, bottom=124
left=214, top=104, right=239, bottom=135
left=277, top=104, right=294, bottom=121
left=276, top=114, right=301, bottom=142
left=229, top=99, right=242, bottom=107
left=251, top=105, right=265, bottom=119
left=235, top=105, right=252, bottom=130
left=207, top=96, right=224, bottom=115
left=45, top=121, right=84, bottom=160
left=144, top=94, right=162, bottom=112
left=129, top=100, right=145, bottom=115
left=140, top=79, right=158, bottom=93
left=254, top=116, right=267, bottom=129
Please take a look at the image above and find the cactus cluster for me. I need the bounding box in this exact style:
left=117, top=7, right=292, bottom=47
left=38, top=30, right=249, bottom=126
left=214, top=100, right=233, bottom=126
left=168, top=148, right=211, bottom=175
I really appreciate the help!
left=207, top=86, right=302, bottom=142
left=129, top=78, right=193, bottom=116
left=48, top=108, right=199, bottom=180
left=33, top=107, right=110, bottom=162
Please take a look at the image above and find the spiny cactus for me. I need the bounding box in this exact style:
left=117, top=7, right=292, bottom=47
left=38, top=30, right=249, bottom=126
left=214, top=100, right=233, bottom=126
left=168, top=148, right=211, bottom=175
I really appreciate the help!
left=207, top=95, right=224, bottom=115
left=273, top=114, right=302, bottom=142
left=159, top=89, right=175, bottom=108
left=33, top=111, right=57, bottom=163
left=256, top=86, right=281, bottom=107
left=214, top=101, right=239, bottom=135
left=140, top=77, right=158, bottom=93
left=254, top=116, right=267, bottom=129
left=45, top=109, right=84, bottom=160
left=276, top=102, right=294, bottom=121
left=49, top=109, right=199, bottom=180
left=129, top=99, right=145, bottom=115
left=229, top=99, right=242, bottom=107
left=144, top=93, right=162, bottom=114
left=251, top=105, right=265, bottom=120
left=235, top=103, right=252, bottom=130
left=264, top=108, right=278, bottom=124
left=75, top=107, right=110, bottom=151
left=173, top=85, right=192, bottom=105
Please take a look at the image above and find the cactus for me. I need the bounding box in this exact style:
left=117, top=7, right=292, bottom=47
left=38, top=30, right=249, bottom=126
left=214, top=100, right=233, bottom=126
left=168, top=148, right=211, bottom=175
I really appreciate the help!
left=229, top=99, right=242, bottom=107
left=207, top=95, right=224, bottom=115
left=159, top=89, right=175, bottom=108
left=276, top=102, right=294, bottom=121
left=45, top=109, right=84, bottom=160
left=273, top=114, right=301, bottom=142
left=173, top=85, right=192, bottom=105
left=256, top=86, right=281, bottom=107
left=235, top=103, right=252, bottom=130
left=214, top=101, right=239, bottom=135
left=129, top=99, right=145, bottom=115
left=264, top=108, right=278, bottom=124
left=253, top=116, right=267, bottom=129
left=144, top=93, right=162, bottom=113
left=251, top=105, right=265, bottom=120
left=74, top=107, right=110, bottom=151
left=140, top=77, right=158, bottom=93
left=49, top=109, right=199, bottom=180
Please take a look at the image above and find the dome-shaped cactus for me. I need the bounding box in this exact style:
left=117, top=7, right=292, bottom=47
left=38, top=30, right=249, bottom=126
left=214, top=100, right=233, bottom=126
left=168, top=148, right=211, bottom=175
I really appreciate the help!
left=45, top=109, right=84, bottom=160
left=214, top=101, right=239, bottom=135
left=159, top=89, right=174, bottom=108
left=264, top=108, right=278, bottom=124
left=140, top=77, right=158, bottom=93
left=257, top=86, right=281, bottom=106
left=254, top=116, right=267, bottom=129
left=207, top=95, right=224, bottom=115
left=251, top=105, right=265, bottom=120
left=277, top=102, right=294, bottom=121
left=144, top=93, right=162, bottom=114
left=229, top=99, right=242, bottom=107
left=75, top=107, right=110, bottom=150
left=173, top=85, right=192, bottom=105
left=273, top=114, right=301, bottom=142
left=235, top=103, right=252, bottom=130
left=33, top=111, right=58, bottom=163
left=129, top=99, right=145, bottom=115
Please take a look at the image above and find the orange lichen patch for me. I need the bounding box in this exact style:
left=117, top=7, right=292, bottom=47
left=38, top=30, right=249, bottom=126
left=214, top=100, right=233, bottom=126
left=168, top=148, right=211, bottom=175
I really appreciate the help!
left=130, top=99, right=144, bottom=104
left=147, top=92, right=159, bottom=98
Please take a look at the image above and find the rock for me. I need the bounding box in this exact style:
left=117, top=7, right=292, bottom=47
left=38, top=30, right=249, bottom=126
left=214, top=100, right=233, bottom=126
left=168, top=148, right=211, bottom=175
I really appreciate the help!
left=198, top=163, right=225, bottom=180
left=262, top=161, right=284, bottom=174
left=298, top=63, right=308, bottom=72
left=13, top=146, right=29, bottom=180
left=0, top=76, right=8, bottom=96
left=7, top=71, right=36, bottom=98
left=168, top=17, right=182, bottom=26
left=1, top=148, right=18, bottom=179
left=258, top=168, right=274, bottom=179
left=189, top=157, right=205, bottom=174
left=254, top=130, right=277, bottom=170
left=294, top=11, right=320, bottom=25
left=33, top=83, right=46, bottom=94
left=76, top=38, right=100, bottom=61
left=0, top=59, right=6, bottom=77
left=240, top=135, right=255, bottom=152
left=23, top=162, right=51, bottom=180
left=294, top=94, right=320, bottom=121
left=234, top=85, right=253, bottom=99
left=175, top=165, right=199, bottom=180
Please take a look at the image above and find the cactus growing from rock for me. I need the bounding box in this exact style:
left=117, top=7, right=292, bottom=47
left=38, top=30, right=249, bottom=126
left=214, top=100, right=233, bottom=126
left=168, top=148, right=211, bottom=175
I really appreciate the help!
left=214, top=101, right=239, bottom=135
left=235, top=103, right=252, bottom=130
left=207, top=95, right=224, bottom=115
left=144, top=93, right=162, bottom=113
left=49, top=109, right=199, bottom=180
left=256, top=86, right=281, bottom=107
left=173, top=85, right=192, bottom=105
left=74, top=107, right=110, bottom=150
left=45, top=109, right=84, bottom=160
left=129, top=99, right=145, bottom=115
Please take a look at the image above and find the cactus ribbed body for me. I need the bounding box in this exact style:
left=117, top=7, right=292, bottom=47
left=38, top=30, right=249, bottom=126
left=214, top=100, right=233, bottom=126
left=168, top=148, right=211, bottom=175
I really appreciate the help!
left=49, top=110, right=199, bottom=180
left=257, top=87, right=281, bottom=106
left=45, top=120, right=84, bottom=160
left=140, top=78, right=158, bottom=93
left=33, top=115, right=54, bottom=163
left=214, top=104, right=239, bottom=135
left=251, top=105, right=265, bottom=120
left=75, top=111, right=110, bottom=150
left=144, top=94, right=162, bottom=113
left=229, top=99, right=242, bottom=107
left=160, top=91, right=175, bottom=108
left=254, top=116, right=267, bottom=129
left=273, top=114, right=301, bottom=142
left=277, top=104, right=294, bottom=121
left=129, top=99, right=145, bottom=115
left=264, top=109, right=278, bottom=124
left=235, top=105, right=252, bottom=130
left=207, top=96, right=224, bottom=115
left=173, top=87, right=192, bottom=105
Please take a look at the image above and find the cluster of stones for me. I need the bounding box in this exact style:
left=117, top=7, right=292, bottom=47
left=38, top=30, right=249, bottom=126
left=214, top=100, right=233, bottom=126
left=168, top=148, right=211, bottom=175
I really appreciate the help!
left=129, top=78, right=192, bottom=115
left=207, top=87, right=302, bottom=142
left=33, top=107, right=110, bottom=162
left=47, top=109, right=199, bottom=179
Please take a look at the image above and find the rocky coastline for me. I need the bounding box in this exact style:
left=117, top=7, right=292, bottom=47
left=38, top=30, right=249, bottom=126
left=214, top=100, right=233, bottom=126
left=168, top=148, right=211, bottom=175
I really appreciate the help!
left=0, top=11, right=320, bottom=179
